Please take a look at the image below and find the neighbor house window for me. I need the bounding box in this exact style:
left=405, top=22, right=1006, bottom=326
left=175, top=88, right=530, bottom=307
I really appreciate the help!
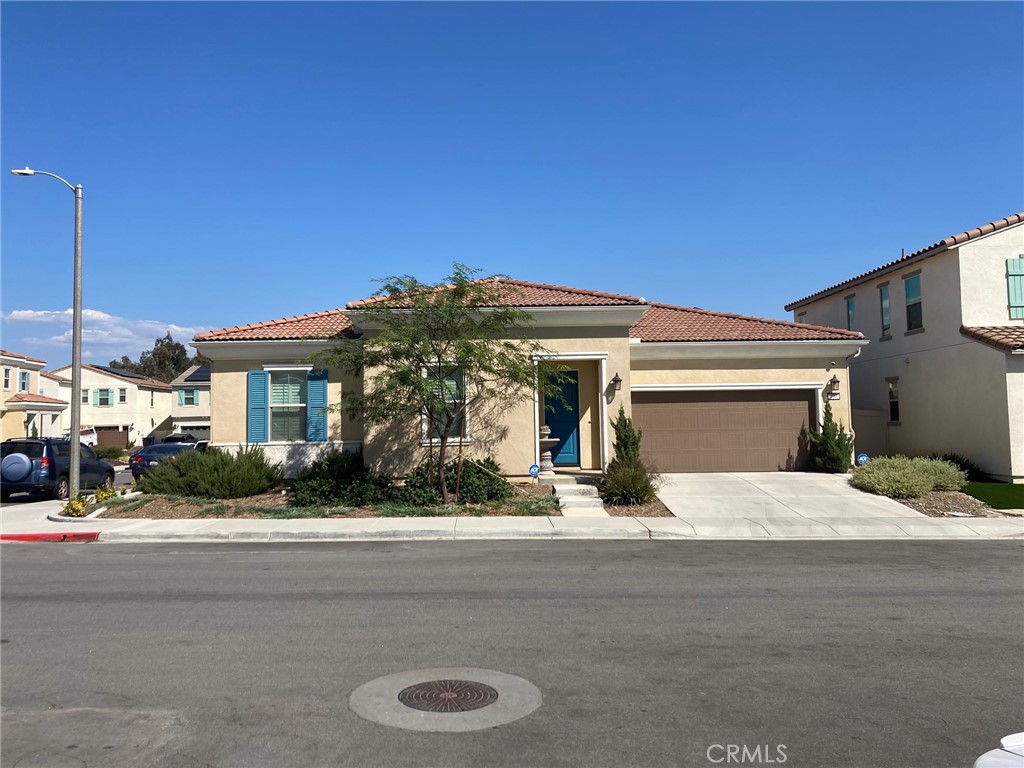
left=180, top=388, right=199, bottom=406
left=796, top=311, right=807, bottom=323
left=845, top=295, right=856, bottom=331
left=904, top=273, right=923, bottom=331
left=94, top=388, right=113, bottom=407
left=2, top=368, right=10, bottom=389
left=421, top=366, right=468, bottom=443
left=150, top=391, right=154, bottom=408
left=118, top=388, right=127, bottom=404
left=18, top=371, right=30, bottom=392
left=1007, top=257, right=1024, bottom=319
left=245, top=369, right=327, bottom=444
left=81, top=389, right=88, bottom=404
left=887, top=378, right=900, bottom=424
left=879, top=284, right=891, bottom=337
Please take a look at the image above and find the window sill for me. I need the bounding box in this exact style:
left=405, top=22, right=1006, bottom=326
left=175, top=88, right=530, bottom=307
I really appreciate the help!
left=878, top=335, right=892, bottom=342
left=887, top=421, right=901, bottom=427
left=420, top=439, right=472, bottom=447
left=904, top=328, right=925, bottom=336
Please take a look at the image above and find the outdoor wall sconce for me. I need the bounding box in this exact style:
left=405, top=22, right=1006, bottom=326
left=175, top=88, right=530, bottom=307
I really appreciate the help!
left=611, top=372, right=622, bottom=391
left=828, top=374, right=841, bottom=390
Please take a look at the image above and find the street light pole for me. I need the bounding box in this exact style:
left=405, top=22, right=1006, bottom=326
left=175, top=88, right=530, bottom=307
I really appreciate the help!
left=11, top=167, right=84, bottom=499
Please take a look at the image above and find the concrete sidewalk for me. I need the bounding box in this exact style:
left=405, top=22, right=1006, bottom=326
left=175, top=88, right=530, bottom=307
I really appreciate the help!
left=0, top=498, right=1021, bottom=541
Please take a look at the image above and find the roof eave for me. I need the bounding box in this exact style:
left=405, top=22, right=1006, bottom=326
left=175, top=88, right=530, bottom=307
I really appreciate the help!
left=630, top=338, right=869, bottom=361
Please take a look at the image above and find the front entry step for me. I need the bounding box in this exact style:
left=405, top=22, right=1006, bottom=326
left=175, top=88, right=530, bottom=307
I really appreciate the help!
left=551, top=475, right=608, bottom=517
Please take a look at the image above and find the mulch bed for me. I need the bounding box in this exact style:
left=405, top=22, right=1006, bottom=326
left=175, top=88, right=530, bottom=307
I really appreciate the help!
left=604, top=497, right=674, bottom=517
left=97, top=484, right=558, bottom=519
left=899, top=490, right=1004, bottom=518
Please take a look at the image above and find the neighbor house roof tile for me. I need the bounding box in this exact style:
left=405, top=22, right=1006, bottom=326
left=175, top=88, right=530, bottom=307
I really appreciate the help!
left=0, top=349, right=47, bottom=364
left=40, top=371, right=66, bottom=382
left=346, top=278, right=646, bottom=309
left=786, top=211, right=1024, bottom=310
left=6, top=392, right=68, bottom=405
left=194, top=309, right=353, bottom=341
left=960, top=325, right=1024, bottom=353
left=630, top=303, right=864, bottom=343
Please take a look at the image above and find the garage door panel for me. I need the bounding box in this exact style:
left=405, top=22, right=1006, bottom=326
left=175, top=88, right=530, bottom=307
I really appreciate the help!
left=632, top=390, right=815, bottom=473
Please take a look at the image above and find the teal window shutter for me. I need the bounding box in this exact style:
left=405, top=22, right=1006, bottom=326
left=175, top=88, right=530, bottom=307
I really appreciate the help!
left=306, top=369, right=328, bottom=442
left=193, top=389, right=200, bottom=405
left=1008, top=258, right=1024, bottom=319
left=178, top=390, right=185, bottom=407
left=247, top=371, right=269, bottom=443
left=92, top=389, right=100, bottom=406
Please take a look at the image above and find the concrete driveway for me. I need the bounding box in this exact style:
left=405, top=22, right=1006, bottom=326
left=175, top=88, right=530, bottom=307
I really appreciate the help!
left=657, top=472, right=933, bottom=537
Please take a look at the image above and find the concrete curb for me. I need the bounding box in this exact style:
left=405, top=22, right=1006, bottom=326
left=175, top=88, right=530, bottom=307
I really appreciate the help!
left=0, top=531, right=100, bottom=543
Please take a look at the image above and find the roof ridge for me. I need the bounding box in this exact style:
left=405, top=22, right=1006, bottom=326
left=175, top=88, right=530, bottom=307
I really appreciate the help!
left=646, top=302, right=863, bottom=338
left=493, top=277, right=646, bottom=304
left=786, top=211, right=1024, bottom=310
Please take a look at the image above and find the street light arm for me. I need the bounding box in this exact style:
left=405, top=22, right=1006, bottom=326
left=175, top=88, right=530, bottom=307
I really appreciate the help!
left=10, top=167, right=78, bottom=192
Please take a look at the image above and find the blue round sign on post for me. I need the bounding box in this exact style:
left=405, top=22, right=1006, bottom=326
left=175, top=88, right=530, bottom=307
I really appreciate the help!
left=528, top=464, right=541, bottom=478
left=857, top=453, right=869, bottom=466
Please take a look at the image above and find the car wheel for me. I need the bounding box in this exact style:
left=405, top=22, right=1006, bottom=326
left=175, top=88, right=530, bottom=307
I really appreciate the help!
left=102, top=472, right=115, bottom=489
left=52, top=476, right=70, bottom=501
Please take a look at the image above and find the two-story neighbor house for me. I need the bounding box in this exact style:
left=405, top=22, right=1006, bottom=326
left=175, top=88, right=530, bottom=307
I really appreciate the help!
left=0, top=349, right=68, bottom=440
left=786, top=212, right=1024, bottom=483
left=169, top=365, right=211, bottom=440
left=48, top=364, right=174, bottom=448
left=193, top=279, right=865, bottom=478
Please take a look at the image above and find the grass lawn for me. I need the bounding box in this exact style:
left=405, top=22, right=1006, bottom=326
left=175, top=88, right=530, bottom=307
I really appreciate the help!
left=963, top=482, right=1024, bottom=510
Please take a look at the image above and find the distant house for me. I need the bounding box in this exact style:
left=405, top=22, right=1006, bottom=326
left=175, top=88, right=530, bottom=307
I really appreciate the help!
left=169, top=365, right=211, bottom=440
left=193, top=279, right=865, bottom=478
left=0, top=349, right=68, bottom=440
left=47, top=364, right=173, bottom=449
left=786, top=212, right=1024, bottom=483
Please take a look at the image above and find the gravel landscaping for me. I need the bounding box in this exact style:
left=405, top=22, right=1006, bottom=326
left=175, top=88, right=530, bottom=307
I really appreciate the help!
left=899, top=490, right=1005, bottom=518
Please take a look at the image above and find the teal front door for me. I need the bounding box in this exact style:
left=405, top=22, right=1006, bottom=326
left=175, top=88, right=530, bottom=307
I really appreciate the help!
left=545, top=371, right=580, bottom=466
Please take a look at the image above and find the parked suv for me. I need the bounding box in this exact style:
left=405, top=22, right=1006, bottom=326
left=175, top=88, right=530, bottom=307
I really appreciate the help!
left=1, top=439, right=115, bottom=501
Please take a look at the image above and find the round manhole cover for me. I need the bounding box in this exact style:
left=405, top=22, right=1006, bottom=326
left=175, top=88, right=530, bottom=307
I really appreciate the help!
left=397, top=679, right=499, bottom=712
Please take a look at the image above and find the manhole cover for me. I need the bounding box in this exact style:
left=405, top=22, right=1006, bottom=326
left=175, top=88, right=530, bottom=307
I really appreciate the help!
left=397, top=679, right=499, bottom=712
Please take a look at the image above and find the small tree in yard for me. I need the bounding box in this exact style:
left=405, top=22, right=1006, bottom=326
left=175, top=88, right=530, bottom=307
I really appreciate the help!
left=317, top=264, right=562, bottom=505
left=808, top=401, right=855, bottom=473
left=600, top=406, right=660, bottom=505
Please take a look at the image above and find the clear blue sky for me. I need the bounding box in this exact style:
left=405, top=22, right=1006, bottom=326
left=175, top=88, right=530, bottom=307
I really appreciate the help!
left=2, top=2, right=1021, bottom=368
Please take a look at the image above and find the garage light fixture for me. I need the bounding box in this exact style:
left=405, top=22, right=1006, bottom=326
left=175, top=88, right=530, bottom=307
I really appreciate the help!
left=611, top=372, right=622, bottom=391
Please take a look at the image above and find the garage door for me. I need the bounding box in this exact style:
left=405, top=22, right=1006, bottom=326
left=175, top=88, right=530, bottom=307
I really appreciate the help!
left=95, top=426, right=128, bottom=449
left=631, top=390, right=816, bottom=472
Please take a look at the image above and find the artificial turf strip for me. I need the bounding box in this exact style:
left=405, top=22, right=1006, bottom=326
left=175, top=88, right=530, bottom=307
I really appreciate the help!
left=963, top=482, right=1024, bottom=510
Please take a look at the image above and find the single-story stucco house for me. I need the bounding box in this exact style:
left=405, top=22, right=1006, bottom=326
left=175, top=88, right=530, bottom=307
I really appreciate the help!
left=192, top=279, right=866, bottom=478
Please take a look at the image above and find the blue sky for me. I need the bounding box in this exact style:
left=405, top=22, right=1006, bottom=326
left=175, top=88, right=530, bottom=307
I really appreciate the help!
left=2, top=2, right=1021, bottom=368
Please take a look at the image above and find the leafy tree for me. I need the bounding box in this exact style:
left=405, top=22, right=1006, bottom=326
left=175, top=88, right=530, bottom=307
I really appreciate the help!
left=808, top=401, right=855, bottom=473
left=317, top=264, right=563, bottom=505
left=109, top=333, right=205, bottom=383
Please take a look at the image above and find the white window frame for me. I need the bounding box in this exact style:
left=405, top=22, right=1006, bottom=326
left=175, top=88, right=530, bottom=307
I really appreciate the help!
left=183, top=389, right=198, bottom=406
left=18, top=371, right=30, bottom=392
left=904, top=272, right=923, bottom=333
left=81, top=388, right=89, bottom=404
left=419, top=365, right=471, bottom=446
left=2, top=368, right=10, bottom=390
left=878, top=283, right=891, bottom=339
left=845, top=294, right=856, bottom=331
left=118, top=388, right=127, bottom=404
left=97, top=388, right=113, bottom=407
left=269, top=370, right=308, bottom=443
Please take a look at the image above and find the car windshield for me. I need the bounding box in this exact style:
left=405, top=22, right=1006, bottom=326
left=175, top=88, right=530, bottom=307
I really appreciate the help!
left=1, top=442, right=44, bottom=459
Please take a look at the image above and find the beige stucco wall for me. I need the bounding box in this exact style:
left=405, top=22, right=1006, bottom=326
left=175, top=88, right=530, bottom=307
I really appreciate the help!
left=171, top=383, right=211, bottom=430
left=959, top=224, right=1024, bottom=327
left=629, top=356, right=854, bottom=429
left=52, top=369, right=173, bottom=445
left=1, top=363, right=41, bottom=440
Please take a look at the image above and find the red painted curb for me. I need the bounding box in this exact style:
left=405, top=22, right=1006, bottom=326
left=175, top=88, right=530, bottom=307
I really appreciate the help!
left=0, top=532, right=100, bottom=543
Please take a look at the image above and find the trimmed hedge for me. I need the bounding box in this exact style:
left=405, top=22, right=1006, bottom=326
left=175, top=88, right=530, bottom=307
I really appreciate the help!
left=141, top=445, right=282, bottom=499
left=850, top=456, right=966, bottom=499
left=292, top=449, right=395, bottom=508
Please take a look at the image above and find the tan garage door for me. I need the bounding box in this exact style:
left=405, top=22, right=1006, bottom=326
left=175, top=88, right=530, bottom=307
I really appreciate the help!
left=95, top=426, right=128, bottom=449
left=632, top=390, right=816, bottom=472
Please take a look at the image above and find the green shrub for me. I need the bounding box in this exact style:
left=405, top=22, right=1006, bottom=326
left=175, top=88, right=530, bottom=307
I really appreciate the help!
left=599, top=406, right=660, bottom=505
left=399, top=457, right=513, bottom=505
left=808, top=402, right=855, bottom=473
left=912, top=457, right=967, bottom=492
left=141, top=445, right=282, bottom=499
left=928, top=452, right=987, bottom=482
left=95, top=446, right=125, bottom=460
left=292, top=449, right=395, bottom=507
left=850, top=456, right=934, bottom=499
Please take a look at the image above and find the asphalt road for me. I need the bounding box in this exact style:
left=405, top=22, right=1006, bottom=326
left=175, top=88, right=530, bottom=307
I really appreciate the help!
left=2, top=541, right=1021, bottom=768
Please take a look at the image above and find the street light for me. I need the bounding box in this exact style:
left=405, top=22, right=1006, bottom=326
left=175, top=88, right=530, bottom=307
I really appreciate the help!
left=11, top=166, right=84, bottom=499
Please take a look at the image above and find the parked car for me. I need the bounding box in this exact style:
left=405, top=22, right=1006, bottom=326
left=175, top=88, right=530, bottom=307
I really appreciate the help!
left=61, top=427, right=98, bottom=446
left=973, top=732, right=1024, bottom=768
left=129, top=442, right=196, bottom=480
left=1, top=438, right=115, bottom=501
left=162, top=433, right=196, bottom=444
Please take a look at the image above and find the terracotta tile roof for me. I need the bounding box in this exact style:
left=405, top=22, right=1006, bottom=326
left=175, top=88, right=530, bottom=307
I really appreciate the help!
left=960, top=325, right=1024, bottom=353
left=630, top=303, right=864, bottom=343
left=346, top=278, right=646, bottom=309
left=40, top=371, right=66, bottom=382
left=194, top=309, right=353, bottom=341
left=6, top=392, right=68, bottom=406
left=0, top=349, right=47, bottom=364
left=786, top=211, right=1024, bottom=310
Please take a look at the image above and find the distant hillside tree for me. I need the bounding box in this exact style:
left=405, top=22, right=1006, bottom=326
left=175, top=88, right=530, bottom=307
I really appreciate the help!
left=109, top=333, right=204, bottom=383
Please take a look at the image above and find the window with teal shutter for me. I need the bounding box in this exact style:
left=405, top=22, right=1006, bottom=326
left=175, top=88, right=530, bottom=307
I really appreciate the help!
left=178, top=389, right=185, bottom=407
left=247, top=371, right=269, bottom=443
left=269, top=372, right=306, bottom=441
left=306, top=370, right=328, bottom=442
left=1008, top=258, right=1024, bottom=319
